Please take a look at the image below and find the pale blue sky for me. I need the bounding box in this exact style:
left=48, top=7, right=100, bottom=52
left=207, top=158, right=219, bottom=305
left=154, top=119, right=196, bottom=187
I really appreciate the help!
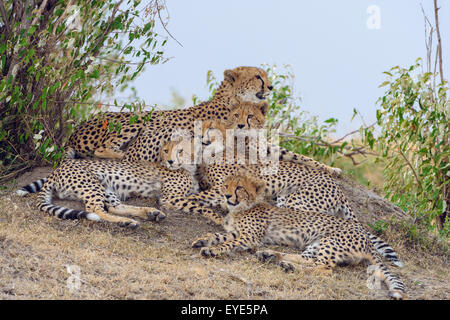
left=123, top=0, right=449, bottom=136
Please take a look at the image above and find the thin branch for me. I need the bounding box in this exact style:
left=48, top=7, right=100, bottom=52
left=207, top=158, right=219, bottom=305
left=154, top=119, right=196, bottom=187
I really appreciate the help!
left=433, top=0, right=445, bottom=83
left=80, top=0, right=124, bottom=63
left=97, top=56, right=154, bottom=66
left=420, top=3, right=434, bottom=73
left=392, top=136, right=423, bottom=191
left=155, top=0, right=183, bottom=47
left=31, top=0, right=48, bottom=26
left=0, top=0, right=11, bottom=34
left=329, top=121, right=376, bottom=145
left=0, top=165, right=31, bottom=184
left=52, top=0, right=74, bottom=36
left=48, top=99, right=160, bottom=110
left=278, top=130, right=378, bottom=166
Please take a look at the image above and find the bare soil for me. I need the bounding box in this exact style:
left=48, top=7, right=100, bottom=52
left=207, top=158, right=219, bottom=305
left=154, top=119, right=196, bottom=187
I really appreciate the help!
left=0, top=167, right=448, bottom=300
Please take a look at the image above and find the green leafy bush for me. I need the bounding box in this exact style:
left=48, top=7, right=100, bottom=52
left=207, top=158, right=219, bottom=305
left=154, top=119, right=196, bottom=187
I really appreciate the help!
left=0, top=0, right=168, bottom=179
left=364, top=59, right=449, bottom=235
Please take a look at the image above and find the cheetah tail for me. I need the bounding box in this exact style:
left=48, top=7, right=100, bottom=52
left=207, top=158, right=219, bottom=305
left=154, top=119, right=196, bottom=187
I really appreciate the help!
left=368, top=260, right=406, bottom=300
left=16, top=178, right=48, bottom=196
left=37, top=187, right=100, bottom=222
left=368, top=233, right=404, bottom=268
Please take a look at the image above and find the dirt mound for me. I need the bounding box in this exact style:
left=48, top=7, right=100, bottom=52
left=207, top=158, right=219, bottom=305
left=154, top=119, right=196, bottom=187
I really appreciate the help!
left=0, top=167, right=448, bottom=300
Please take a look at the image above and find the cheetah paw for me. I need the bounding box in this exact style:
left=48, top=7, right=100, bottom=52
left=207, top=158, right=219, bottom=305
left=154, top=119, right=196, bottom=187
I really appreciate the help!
left=118, top=219, right=140, bottom=229
left=192, top=233, right=214, bottom=248
left=280, top=261, right=296, bottom=272
left=200, top=247, right=217, bottom=258
left=146, top=209, right=166, bottom=222
left=256, top=250, right=280, bottom=263
left=192, top=238, right=209, bottom=248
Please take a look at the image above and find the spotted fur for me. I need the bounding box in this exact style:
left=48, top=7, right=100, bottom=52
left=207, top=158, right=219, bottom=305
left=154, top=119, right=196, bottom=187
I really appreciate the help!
left=192, top=174, right=406, bottom=299
left=159, top=102, right=351, bottom=224
left=16, top=157, right=223, bottom=228
left=66, top=66, right=273, bottom=160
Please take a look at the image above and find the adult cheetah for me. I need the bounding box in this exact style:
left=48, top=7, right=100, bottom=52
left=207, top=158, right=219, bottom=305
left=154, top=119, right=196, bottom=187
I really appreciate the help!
left=65, top=66, right=273, bottom=160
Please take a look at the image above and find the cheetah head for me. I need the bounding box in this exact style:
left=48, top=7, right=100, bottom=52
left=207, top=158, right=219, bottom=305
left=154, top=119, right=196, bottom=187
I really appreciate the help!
left=222, top=173, right=266, bottom=213
left=160, top=137, right=194, bottom=172
left=223, top=67, right=273, bottom=103
left=200, top=119, right=227, bottom=147
left=161, top=121, right=227, bottom=172
left=226, top=101, right=269, bottom=130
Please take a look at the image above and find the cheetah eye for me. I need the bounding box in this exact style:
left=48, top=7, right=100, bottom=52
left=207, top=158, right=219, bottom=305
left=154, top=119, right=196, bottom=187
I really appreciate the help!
left=178, top=149, right=183, bottom=154
left=164, top=149, right=168, bottom=154
left=256, top=75, right=262, bottom=80
left=234, top=113, right=239, bottom=118
left=247, top=115, right=254, bottom=119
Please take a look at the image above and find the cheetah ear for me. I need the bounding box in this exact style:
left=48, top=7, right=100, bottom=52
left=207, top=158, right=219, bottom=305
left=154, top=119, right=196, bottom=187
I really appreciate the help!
left=258, top=101, right=269, bottom=117
left=224, top=69, right=238, bottom=83
left=229, top=99, right=240, bottom=110
left=252, top=178, right=266, bottom=195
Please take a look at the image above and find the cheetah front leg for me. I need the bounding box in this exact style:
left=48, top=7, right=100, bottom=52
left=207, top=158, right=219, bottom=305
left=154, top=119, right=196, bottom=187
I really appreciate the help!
left=158, top=176, right=224, bottom=224
left=255, top=249, right=315, bottom=272
left=107, top=204, right=166, bottom=221
left=196, top=231, right=261, bottom=257
left=162, top=193, right=225, bottom=225
left=191, top=231, right=240, bottom=248
left=185, top=185, right=225, bottom=207
left=104, top=191, right=166, bottom=221
left=75, top=184, right=140, bottom=228
left=84, top=201, right=140, bottom=229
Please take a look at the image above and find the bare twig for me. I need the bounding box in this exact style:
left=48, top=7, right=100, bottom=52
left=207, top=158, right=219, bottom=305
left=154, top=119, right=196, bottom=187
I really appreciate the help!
left=278, top=126, right=378, bottom=165
left=433, top=0, right=445, bottom=83
left=393, top=137, right=423, bottom=191
left=0, top=165, right=31, bottom=184
left=420, top=4, right=434, bottom=73
left=329, top=122, right=376, bottom=145
left=155, top=0, right=183, bottom=47
left=96, top=56, right=155, bottom=66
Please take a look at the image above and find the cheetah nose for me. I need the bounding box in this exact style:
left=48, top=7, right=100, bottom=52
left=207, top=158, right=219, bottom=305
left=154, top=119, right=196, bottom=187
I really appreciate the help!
left=237, top=124, right=245, bottom=129
left=225, top=194, right=232, bottom=199
left=167, top=160, right=173, bottom=165
left=268, top=85, right=273, bottom=91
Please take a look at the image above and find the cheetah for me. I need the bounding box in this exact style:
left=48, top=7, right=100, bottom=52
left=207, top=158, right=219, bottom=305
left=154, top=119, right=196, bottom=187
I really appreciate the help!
left=65, top=66, right=273, bottom=160
left=192, top=174, right=406, bottom=299
left=160, top=103, right=403, bottom=265
left=15, top=157, right=224, bottom=228
left=159, top=102, right=351, bottom=224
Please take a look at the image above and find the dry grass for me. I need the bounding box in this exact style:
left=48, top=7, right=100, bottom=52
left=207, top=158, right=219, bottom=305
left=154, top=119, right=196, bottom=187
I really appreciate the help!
left=0, top=167, right=448, bottom=300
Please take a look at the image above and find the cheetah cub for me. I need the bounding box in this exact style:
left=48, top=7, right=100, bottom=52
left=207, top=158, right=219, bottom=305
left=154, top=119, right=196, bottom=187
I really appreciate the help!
left=192, top=174, right=406, bottom=299
left=16, top=158, right=201, bottom=228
